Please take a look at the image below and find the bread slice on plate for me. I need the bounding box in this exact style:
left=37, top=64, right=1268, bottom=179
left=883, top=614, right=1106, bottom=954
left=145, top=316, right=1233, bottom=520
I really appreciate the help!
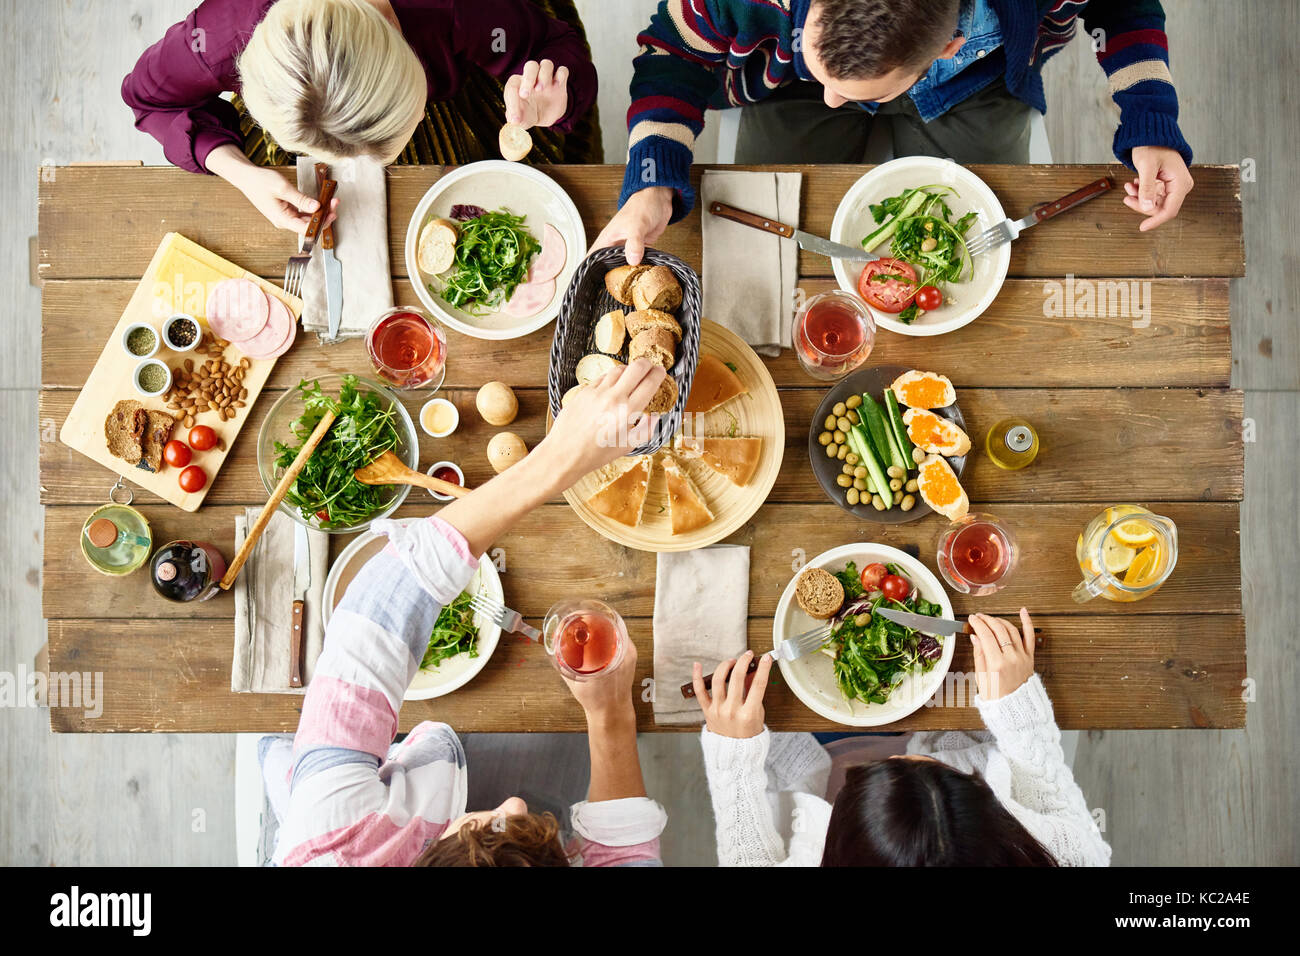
left=890, top=370, right=956, bottom=409
left=660, top=453, right=714, bottom=534
left=585, top=456, right=653, bottom=527
left=417, top=218, right=459, bottom=275
left=684, top=354, right=748, bottom=414
left=917, top=453, right=970, bottom=520
left=903, top=408, right=971, bottom=457
left=795, top=567, right=845, bottom=620
left=673, top=435, right=762, bottom=487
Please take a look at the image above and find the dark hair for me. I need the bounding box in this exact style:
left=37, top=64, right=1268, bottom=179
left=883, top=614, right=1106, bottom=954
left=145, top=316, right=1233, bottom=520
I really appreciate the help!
left=822, top=759, right=1059, bottom=866
left=413, top=812, right=570, bottom=867
left=809, top=0, right=962, bottom=80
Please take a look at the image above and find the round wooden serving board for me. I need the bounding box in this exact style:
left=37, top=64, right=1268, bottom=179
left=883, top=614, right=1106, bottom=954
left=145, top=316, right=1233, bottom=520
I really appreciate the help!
left=562, top=320, right=784, bottom=553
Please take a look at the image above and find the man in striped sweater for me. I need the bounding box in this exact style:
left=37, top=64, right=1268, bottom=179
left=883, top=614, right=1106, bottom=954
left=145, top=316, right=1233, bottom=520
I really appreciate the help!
left=594, top=0, right=1194, bottom=263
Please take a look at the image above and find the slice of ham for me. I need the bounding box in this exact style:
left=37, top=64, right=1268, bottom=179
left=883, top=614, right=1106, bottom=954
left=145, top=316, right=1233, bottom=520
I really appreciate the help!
left=237, top=295, right=296, bottom=359
left=504, top=278, right=555, bottom=318
left=206, top=278, right=269, bottom=342
left=527, top=223, right=567, bottom=284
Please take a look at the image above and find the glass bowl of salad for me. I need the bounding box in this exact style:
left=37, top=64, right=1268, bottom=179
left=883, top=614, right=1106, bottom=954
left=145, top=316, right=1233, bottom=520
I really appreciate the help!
left=256, top=373, right=420, bottom=533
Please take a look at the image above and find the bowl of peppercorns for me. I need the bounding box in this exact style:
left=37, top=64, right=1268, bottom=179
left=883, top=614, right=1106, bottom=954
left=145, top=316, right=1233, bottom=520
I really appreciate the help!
left=162, top=313, right=201, bottom=353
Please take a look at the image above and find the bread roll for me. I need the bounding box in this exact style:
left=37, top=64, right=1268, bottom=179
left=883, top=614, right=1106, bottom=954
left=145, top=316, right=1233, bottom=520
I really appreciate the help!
left=630, top=265, right=683, bottom=312
left=625, top=308, right=682, bottom=342
left=593, top=310, right=627, bottom=354
left=628, top=327, right=676, bottom=370
left=604, top=265, right=649, bottom=306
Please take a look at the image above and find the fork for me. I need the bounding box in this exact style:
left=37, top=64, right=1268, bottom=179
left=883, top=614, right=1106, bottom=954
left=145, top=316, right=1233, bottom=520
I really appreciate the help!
left=469, top=592, right=540, bottom=641
left=965, top=177, right=1112, bottom=258
left=680, top=621, right=834, bottom=699
left=283, top=176, right=338, bottom=298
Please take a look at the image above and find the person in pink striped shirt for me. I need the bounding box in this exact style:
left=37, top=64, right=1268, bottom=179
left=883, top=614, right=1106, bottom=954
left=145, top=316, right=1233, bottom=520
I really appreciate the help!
left=262, top=360, right=670, bottom=866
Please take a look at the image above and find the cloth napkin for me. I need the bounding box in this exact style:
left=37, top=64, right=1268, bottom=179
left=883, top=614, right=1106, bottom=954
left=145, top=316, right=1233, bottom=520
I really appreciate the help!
left=701, top=170, right=802, bottom=356
left=652, top=544, right=751, bottom=725
left=296, top=156, right=394, bottom=340
left=231, top=509, right=329, bottom=694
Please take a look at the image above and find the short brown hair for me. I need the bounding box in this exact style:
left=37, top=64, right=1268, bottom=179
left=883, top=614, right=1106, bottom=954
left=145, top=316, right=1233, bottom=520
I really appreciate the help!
left=810, top=0, right=962, bottom=80
left=412, top=812, right=571, bottom=867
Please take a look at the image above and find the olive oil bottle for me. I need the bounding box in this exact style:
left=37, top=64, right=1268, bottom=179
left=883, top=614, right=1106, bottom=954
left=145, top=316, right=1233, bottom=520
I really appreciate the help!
left=985, top=418, right=1040, bottom=470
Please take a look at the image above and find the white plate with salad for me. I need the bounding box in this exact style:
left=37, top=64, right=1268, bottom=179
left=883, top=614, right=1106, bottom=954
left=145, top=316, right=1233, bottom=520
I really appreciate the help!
left=830, top=156, right=1010, bottom=337
left=404, top=160, right=585, bottom=340
left=322, top=517, right=503, bottom=700
left=774, top=543, right=955, bottom=727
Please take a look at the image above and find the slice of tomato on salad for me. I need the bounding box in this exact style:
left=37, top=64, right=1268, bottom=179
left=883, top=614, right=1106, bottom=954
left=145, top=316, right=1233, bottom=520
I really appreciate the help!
left=858, top=258, right=918, bottom=314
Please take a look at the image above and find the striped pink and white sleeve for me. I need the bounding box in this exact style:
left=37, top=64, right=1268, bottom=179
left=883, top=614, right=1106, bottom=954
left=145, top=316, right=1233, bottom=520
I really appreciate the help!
left=274, top=516, right=478, bottom=867
left=568, top=797, right=668, bottom=867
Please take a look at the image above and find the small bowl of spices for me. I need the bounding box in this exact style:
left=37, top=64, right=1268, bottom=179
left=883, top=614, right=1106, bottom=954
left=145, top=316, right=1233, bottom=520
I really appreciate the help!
left=162, top=313, right=201, bottom=353
left=134, top=358, right=172, bottom=398
left=122, top=322, right=159, bottom=360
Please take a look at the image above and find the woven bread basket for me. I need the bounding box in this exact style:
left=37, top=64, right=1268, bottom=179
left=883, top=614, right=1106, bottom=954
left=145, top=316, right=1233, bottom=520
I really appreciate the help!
left=547, top=245, right=702, bottom=455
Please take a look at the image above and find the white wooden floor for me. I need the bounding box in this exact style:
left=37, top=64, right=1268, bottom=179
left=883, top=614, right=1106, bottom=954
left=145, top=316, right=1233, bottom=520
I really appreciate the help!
left=2, top=0, right=1295, bottom=866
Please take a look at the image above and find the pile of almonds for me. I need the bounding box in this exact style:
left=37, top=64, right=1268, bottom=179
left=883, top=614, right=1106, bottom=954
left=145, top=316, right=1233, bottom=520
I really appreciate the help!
left=164, top=331, right=250, bottom=429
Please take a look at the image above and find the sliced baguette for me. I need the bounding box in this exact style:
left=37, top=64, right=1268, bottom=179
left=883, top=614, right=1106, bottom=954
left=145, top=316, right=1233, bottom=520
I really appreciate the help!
left=417, top=218, right=459, bottom=275
left=628, top=327, right=676, bottom=370
left=498, top=123, right=533, bottom=162
left=795, top=567, right=845, bottom=620
left=575, top=353, right=624, bottom=387
left=890, top=369, right=956, bottom=409
left=593, top=309, right=627, bottom=354
left=605, top=265, right=650, bottom=306
left=630, top=265, right=683, bottom=312
left=903, top=408, right=971, bottom=457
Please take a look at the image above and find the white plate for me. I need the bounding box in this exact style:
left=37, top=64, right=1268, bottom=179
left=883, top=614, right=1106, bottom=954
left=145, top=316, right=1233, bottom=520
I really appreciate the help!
left=404, top=161, right=585, bottom=340
left=322, top=518, right=503, bottom=700
left=830, top=157, right=1010, bottom=337
left=774, top=543, right=955, bottom=727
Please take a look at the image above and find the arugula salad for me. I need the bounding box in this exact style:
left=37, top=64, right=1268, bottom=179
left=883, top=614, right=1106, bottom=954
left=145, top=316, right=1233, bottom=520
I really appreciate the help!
left=858, top=185, right=978, bottom=324
left=422, top=591, right=481, bottom=670
left=274, top=375, right=403, bottom=529
left=435, top=207, right=540, bottom=315
left=825, top=560, right=945, bottom=706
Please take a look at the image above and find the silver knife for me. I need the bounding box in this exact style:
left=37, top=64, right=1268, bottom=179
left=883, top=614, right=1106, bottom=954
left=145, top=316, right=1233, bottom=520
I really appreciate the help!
left=315, top=162, right=344, bottom=341
left=708, top=201, right=878, bottom=263
left=877, top=607, right=1043, bottom=645
left=290, top=523, right=311, bottom=688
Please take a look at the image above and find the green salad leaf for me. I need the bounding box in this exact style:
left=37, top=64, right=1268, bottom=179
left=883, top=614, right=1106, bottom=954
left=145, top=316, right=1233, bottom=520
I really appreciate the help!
left=434, top=209, right=541, bottom=316
left=422, top=591, right=480, bottom=669
left=273, top=375, right=403, bottom=529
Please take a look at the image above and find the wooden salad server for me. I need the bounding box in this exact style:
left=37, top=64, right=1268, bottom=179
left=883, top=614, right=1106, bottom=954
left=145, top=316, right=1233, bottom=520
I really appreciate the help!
left=354, top=449, right=470, bottom=499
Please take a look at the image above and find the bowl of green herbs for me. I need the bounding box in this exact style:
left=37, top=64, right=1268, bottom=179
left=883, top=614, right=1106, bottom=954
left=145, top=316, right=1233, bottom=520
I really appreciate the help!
left=257, top=373, right=419, bottom=533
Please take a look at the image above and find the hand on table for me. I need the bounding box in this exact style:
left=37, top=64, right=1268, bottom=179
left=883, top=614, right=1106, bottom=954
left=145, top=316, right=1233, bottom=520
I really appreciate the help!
left=1124, top=146, right=1194, bottom=232
left=540, top=357, right=667, bottom=487
left=591, top=186, right=674, bottom=266
left=969, top=608, right=1036, bottom=701
left=505, top=59, right=570, bottom=129
left=692, top=650, right=773, bottom=739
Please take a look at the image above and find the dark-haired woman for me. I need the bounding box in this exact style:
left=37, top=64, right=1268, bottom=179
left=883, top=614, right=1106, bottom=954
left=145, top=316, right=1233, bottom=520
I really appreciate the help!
left=690, top=609, right=1111, bottom=866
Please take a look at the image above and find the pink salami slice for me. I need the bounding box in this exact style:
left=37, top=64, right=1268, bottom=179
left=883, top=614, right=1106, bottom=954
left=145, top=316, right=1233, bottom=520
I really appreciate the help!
left=206, top=278, right=269, bottom=342
left=237, top=294, right=296, bottom=360
left=504, top=278, right=555, bottom=318
left=527, top=223, right=567, bottom=284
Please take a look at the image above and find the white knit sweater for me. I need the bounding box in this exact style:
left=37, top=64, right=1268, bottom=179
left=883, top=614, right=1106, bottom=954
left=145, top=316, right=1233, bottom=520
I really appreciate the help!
left=699, top=674, right=1111, bottom=867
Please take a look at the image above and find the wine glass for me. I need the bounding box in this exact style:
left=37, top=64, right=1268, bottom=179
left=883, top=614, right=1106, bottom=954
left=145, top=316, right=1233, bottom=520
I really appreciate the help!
left=794, top=290, right=876, bottom=381
left=936, top=513, right=1019, bottom=595
left=365, top=306, right=447, bottom=391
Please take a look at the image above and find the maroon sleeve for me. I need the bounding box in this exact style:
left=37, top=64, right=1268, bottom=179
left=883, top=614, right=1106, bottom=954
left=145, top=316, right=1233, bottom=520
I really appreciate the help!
left=449, top=0, right=597, bottom=132
left=120, top=1, right=263, bottom=173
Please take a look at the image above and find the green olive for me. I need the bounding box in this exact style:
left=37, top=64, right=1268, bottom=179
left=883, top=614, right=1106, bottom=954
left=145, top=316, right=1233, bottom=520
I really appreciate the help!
left=906, top=478, right=919, bottom=492
left=845, top=395, right=862, bottom=409
left=826, top=443, right=839, bottom=458
left=832, top=401, right=847, bottom=417
left=824, top=415, right=838, bottom=430
left=842, top=463, right=854, bottom=475
left=871, top=494, right=885, bottom=511
left=833, top=429, right=845, bottom=444
left=912, top=447, right=926, bottom=464
left=901, top=494, right=916, bottom=512
left=854, top=613, right=871, bottom=627
left=846, top=487, right=860, bottom=506
left=853, top=465, right=867, bottom=479
left=845, top=452, right=859, bottom=466
left=846, top=410, right=860, bottom=425
left=853, top=478, right=867, bottom=491
left=836, top=473, right=852, bottom=488
left=818, top=431, right=832, bottom=446
left=887, top=465, right=904, bottom=479
left=889, top=478, right=903, bottom=492
left=920, top=237, right=938, bottom=252
left=837, top=416, right=851, bottom=432
left=837, top=444, right=848, bottom=460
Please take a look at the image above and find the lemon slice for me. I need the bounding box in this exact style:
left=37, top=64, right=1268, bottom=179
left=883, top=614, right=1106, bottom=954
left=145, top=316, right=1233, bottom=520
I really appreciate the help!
left=1102, top=534, right=1136, bottom=574
left=1124, top=544, right=1162, bottom=587
left=1112, top=518, right=1158, bottom=548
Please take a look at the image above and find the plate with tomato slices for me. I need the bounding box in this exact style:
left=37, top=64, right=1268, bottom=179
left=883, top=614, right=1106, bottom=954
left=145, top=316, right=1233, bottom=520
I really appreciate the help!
left=830, top=156, right=1010, bottom=337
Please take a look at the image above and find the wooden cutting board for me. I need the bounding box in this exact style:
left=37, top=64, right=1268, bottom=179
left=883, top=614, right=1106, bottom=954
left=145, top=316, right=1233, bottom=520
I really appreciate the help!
left=58, top=233, right=300, bottom=512
left=563, top=320, right=785, bottom=552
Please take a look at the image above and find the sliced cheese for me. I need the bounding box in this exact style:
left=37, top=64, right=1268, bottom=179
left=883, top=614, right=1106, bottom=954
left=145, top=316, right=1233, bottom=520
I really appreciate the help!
left=673, top=435, right=762, bottom=487
left=661, top=453, right=714, bottom=534
left=585, top=456, right=652, bottom=527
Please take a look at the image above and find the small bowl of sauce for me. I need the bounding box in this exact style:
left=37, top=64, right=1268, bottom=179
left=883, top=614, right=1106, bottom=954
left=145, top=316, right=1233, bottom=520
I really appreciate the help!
left=420, top=397, right=459, bottom=438
left=425, top=460, right=464, bottom=501
left=121, top=322, right=159, bottom=359
left=162, top=313, right=201, bottom=352
left=133, top=358, right=172, bottom=397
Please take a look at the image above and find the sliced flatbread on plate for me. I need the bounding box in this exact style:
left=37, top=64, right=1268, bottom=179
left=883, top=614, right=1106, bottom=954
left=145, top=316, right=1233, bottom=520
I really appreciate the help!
left=660, top=453, right=714, bottom=534
left=673, top=435, right=762, bottom=487
left=585, top=455, right=653, bottom=527
left=684, top=354, right=748, bottom=414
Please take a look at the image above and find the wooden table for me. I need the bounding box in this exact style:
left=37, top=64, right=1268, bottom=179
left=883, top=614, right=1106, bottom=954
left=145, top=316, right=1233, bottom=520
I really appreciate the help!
left=37, top=164, right=1245, bottom=733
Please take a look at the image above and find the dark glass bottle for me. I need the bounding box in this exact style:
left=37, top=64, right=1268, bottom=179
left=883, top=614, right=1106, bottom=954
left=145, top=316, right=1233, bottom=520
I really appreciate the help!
left=150, top=540, right=227, bottom=602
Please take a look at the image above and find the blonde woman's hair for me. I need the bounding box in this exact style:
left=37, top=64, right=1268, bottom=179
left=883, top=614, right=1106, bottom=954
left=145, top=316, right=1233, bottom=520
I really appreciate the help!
left=237, top=0, right=426, bottom=163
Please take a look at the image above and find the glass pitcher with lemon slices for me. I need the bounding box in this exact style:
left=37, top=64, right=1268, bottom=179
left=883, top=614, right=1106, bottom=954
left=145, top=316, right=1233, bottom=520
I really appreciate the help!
left=1073, top=505, right=1178, bottom=603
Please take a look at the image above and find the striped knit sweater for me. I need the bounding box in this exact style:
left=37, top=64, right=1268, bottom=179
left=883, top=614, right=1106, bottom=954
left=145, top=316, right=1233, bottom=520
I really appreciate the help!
left=622, top=0, right=1192, bottom=221
left=270, top=515, right=667, bottom=866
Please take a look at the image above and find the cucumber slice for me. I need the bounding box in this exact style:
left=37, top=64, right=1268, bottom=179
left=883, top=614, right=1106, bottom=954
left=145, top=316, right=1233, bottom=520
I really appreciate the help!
left=884, top=389, right=916, bottom=469
left=862, top=394, right=905, bottom=471
left=851, top=424, right=892, bottom=509
left=862, top=188, right=930, bottom=252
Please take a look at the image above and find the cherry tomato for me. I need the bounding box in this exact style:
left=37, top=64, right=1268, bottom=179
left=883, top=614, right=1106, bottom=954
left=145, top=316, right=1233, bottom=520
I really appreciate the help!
left=915, top=285, right=943, bottom=311
left=881, top=573, right=912, bottom=602
left=178, top=465, right=207, bottom=493
left=163, top=439, right=192, bottom=468
left=860, top=562, right=889, bottom=592
left=857, top=258, right=918, bottom=313
left=316, top=510, right=330, bottom=523
left=188, top=425, right=217, bottom=451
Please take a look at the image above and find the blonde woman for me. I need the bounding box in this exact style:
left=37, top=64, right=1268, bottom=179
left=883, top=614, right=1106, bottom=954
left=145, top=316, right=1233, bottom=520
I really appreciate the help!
left=122, top=0, right=598, bottom=234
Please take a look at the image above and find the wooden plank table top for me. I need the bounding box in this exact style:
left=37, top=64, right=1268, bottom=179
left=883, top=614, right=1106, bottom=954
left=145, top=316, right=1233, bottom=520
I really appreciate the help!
left=37, top=163, right=1245, bottom=733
